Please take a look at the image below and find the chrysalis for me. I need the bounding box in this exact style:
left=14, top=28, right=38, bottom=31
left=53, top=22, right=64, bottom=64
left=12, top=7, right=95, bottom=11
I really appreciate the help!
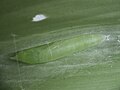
left=12, top=34, right=105, bottom=64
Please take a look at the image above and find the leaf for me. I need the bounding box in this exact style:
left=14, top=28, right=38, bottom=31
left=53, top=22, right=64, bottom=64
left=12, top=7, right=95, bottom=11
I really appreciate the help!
left=0, top=0, right=120, bottom=90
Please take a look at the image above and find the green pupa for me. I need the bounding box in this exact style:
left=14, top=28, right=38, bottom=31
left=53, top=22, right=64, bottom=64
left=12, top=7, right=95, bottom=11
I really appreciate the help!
left=12, top=34, right=105, bottom=64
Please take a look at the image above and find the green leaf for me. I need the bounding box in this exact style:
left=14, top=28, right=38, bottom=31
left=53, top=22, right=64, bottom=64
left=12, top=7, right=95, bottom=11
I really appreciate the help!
left=0, top=0, right=120, bottom=90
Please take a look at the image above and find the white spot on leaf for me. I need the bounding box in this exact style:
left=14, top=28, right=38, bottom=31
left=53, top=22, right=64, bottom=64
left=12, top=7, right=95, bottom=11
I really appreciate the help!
left=117, top=39, right=120, bottom=43
left=105, top=35, right=110, bottom=41
left=32, top=14, right=47, bottom=22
